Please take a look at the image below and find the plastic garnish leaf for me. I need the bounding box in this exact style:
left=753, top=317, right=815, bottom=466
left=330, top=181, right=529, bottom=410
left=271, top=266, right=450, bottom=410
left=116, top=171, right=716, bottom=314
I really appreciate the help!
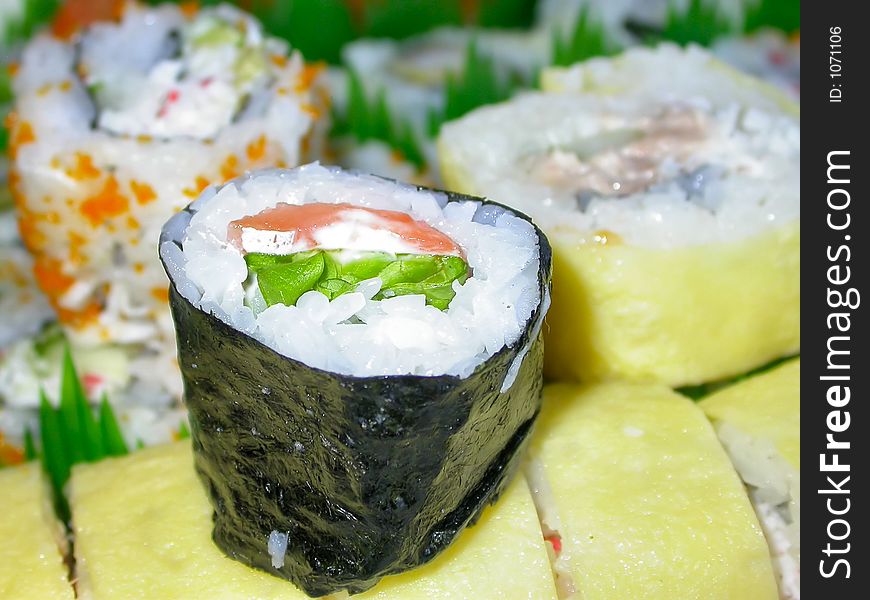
left=23, top=428, right=38, bottom=461
left=743, top=0, right=800, bottom=34
left=99, top=394, right=128, bottom=457
left=333, top=69, right=427, bottom=170
left=551, top=5, right=620, bottom=66
left=428, top=39, right=514, bottom=137
left=660, top=0, right=732, bottom=47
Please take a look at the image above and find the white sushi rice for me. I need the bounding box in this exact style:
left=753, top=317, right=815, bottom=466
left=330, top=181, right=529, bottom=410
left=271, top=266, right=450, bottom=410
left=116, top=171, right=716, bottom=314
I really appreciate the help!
left=9, top=1, right=323, bottom=359
left=162, top=164, right=542, bottom=378
left=439, top=46, right=799, bottom=249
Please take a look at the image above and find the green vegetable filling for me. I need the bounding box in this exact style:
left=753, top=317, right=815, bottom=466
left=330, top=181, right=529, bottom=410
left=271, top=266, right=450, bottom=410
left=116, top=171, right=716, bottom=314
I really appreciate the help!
left=245, top=250, right=469, bottom=311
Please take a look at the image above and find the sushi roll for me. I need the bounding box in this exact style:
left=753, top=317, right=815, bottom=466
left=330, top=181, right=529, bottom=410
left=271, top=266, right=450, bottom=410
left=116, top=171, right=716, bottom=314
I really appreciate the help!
left=438, top=45, right=799, bottom=386
left=700, top=358, right=800, bottom=599
left=68, top=440, right=557, bottom=599
left=0, top=461, right=74, bottom=599
left=159, top=164, right=551, bottom=595
left=5, top=1, right=327, bottom=386
left=525, top=382, right=780, bottom=598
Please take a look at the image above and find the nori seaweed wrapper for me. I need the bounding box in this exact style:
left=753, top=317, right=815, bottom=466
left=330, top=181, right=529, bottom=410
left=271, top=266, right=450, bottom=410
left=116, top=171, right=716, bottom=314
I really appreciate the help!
left=160, top=182, right=552, bottom=597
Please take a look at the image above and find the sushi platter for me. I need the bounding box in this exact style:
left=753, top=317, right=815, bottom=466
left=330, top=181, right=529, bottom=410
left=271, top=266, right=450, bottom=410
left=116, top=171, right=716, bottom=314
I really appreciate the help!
left=0, top=1, right=799, bottom=599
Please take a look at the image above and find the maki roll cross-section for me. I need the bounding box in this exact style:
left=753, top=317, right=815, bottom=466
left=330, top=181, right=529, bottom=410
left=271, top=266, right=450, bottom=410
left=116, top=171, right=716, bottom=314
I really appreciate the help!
left=5, top=1, right=327, bottom=394
left=159, top=165, right=552, bottom=596
left=439, top=45, right=800, bottom=387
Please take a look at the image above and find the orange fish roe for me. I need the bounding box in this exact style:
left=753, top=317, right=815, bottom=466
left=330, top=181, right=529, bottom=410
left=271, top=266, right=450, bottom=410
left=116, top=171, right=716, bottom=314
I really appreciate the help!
left=151, top=287, right=170, bottom=303
left=0, top=434, right=25, bottom=467
left=33, top=257, right=75, bottom=296
left=246, top=135, right=267, bottom=161
left=7, top=169, right=21, bottom=194
left=6, top=62, right=19, bottom=77
left=133, top=262, right=145, bottom=274
left=57, top=300, right=102, bottom=329
left=270, top=54, right=288, bottom=68
left=300, top=103, right=322, bottom=120
left=15, top=122, right=36, bottom=145
left=8, top=120, right=36, bottom=158
left=80, top=176, right=130, bottom=226
left=130, top=180, right=157, bottom=205
left=182, top=176, right=209, bottom=198
left=67, top=152, right=101, bottom=180
left=126, top=215, right=141, bottom=230
left=316, top=86, right=332, bottom=110
left=220, top=154, right=240, bottom=181
left=3, top=111, right=16, bottom=131
left=16, top=212, right=47, bottom=252
left=68, top=231, right=88, bottom=265
left=295, top=63, right=325, bottom=94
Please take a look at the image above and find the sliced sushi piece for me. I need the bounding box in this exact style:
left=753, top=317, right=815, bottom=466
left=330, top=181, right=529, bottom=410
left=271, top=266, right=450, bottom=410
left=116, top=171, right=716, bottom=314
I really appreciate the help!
left=439, top=44, right=799, bottom=386
left=527, top=382, right=779, bottom=599
left=0, top=462, right=74, bottom=599
left=69, top=441, right=310, bottom=600
left=700, top=358, right=800, bottom=599
left=159, top=165, right=551, bottom=595
left=6, top=1, right=327, bottom=393
left=69, top=440, right=557, bottom=599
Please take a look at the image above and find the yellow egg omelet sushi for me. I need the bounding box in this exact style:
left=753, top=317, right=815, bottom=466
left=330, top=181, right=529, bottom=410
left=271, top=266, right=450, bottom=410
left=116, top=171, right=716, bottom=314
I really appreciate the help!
left=524, top=382, right=779, bottom=599
left=0, top=462, right=73, bottom=599
left=68, top=440, right=557, bottom=599
left=438, top=45, right=799, bottom=387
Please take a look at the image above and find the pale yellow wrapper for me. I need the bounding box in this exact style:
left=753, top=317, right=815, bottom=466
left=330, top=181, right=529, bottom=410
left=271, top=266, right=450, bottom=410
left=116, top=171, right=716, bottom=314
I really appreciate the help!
left=0, top=462, right=74, bottom=600
left=542, top=222, right=800, bottom=384
left=69, top=440, right=556, bottom=600
left=530, top=382, right=779, bottom=600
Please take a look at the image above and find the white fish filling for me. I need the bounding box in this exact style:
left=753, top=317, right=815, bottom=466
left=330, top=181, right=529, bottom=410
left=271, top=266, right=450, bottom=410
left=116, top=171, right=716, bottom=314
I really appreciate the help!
left=440, top=46, right=800, bottom=250
left=165, top=164, right=543, bottom=378
left=440, top=92, right=799, bottom=249
left=237, top=208, right=444, bottom=257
